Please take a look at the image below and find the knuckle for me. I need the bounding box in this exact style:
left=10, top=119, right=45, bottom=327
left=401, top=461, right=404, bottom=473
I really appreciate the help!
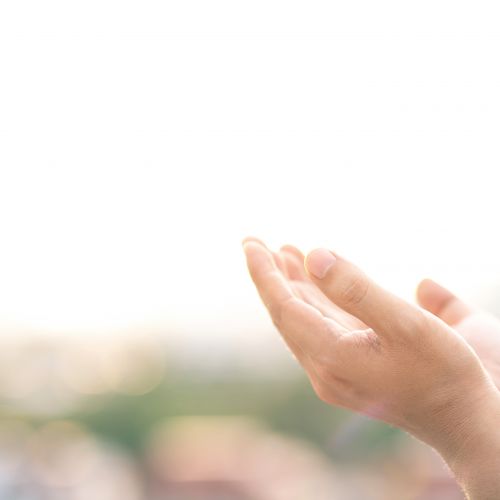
left=339, top=272, right=370, bottom=307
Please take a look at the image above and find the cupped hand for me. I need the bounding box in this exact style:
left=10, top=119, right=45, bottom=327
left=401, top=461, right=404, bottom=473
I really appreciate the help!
left=242, top=238, right=498, bottom=453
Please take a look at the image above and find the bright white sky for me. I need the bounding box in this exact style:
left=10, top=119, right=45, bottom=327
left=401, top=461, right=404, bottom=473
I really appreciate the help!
left=1, top=1, right=500, bottom=355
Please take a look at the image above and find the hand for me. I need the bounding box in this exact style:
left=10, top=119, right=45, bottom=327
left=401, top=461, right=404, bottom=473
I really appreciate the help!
left=242, top=238, right=499, bottom=459
left=418, top=279, right=500, bottom=389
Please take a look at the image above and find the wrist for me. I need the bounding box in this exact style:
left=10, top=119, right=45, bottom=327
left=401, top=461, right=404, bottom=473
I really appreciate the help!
left=432, top=384, right=500, bottom=499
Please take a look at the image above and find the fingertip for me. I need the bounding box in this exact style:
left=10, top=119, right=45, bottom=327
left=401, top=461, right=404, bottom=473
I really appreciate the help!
left=418, top=278, right=439, bottom=289
left=280, top=244, right=304, bottom=257
left=305, top=248, right=337, bottom=280
left=416, top=279, right=471, bottom=325
left=416, top=278, right=431, bottom=299
left=416, top=278, right=460, bottom=320
left=242, top=239, right=266, bottom=257
left=242, top=236, right=265, bottom=247
left=416, top=278, right=447, bottom=307
left=242, top=240, right=276, bottom=282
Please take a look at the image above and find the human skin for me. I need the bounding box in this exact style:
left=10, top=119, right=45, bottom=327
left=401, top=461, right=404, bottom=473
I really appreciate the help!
left=242, top=238, right=500, bottom=499
left=417, top=279, right=500, bottom=389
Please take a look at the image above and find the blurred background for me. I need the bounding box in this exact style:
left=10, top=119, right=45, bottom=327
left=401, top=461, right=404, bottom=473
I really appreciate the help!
left=1, top=0, right=500, bottom=498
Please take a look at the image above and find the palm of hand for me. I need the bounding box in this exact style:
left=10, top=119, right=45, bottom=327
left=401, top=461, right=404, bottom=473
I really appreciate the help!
left=277, top=245, right=366, bottom=332
left=293, top=260, right=500, bottom=393
left=244, top=241, right=487, bottom=439
left=286, top=252, right=500, bottom=395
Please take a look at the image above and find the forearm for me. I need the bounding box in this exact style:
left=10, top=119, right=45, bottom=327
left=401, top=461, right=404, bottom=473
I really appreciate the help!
left=448, top=437, right=500, bottom=498
left=457, top=460, right=500, bottom=500
left=434, top=395, right=500, bottom=500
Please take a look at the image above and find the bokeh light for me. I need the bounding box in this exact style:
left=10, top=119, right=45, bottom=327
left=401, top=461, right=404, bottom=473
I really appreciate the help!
left=1, top=0, right=499, bottom=498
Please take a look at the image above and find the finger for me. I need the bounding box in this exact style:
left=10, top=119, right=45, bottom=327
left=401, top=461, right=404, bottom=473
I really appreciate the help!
left=281, top=245, right=367, bottom=329
left=280, top=247, right=308, bottom=281
left=273, top=251, right=289, bottom=277
left=242, top=236, right=266, bottom=246
left=243, top=241, right=342, bottom=354
left=271, top=304, right=346, bottom=369
left=243, top=240, right=294, bottom=313
left=280, top=298, right=347, bottom=357
left=241, top=237, right=289, bottom=278
left=280, top=244, right=306, bottom=263
left=297, top=285, right=367, bottom=330
left=416, top=279, right=472, bottom=325
left=304, top=248, right=420, bottom=339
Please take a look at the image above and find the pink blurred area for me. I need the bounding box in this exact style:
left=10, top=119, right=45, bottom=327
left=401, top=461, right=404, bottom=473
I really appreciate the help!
left=0, top=337, right=464, bottom=500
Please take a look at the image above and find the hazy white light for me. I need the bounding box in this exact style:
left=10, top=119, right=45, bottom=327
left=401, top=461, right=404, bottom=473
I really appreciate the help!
left=0, top=1, right=499, bottom=348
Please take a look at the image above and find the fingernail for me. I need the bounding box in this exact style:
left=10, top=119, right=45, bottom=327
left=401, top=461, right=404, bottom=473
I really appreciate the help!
left=306, top=249, right=336, bottom=279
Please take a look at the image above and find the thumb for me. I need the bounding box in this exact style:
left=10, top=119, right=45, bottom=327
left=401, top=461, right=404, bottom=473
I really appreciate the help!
left=416, top=279, right=471, bottom=326
left=305, top=248, right=419, bottom=338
